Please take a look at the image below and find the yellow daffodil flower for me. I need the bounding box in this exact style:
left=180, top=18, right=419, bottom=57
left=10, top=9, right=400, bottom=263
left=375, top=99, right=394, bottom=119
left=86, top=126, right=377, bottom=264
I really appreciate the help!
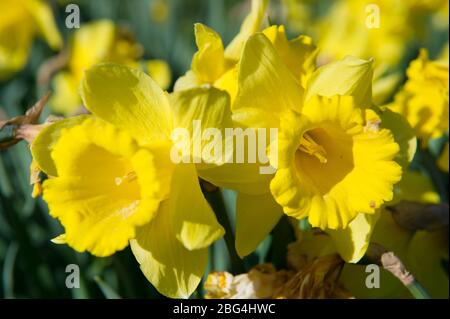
left=228, top=33, right=402, bottom=262
left=51, top=20, right=171, bottom=115
left=174, top=0, right=269, bottom=96
left=0, top=0, right=62, bottom=80
left=33, top=63, right=230, bottom=298
left=389, top=49, right=449, bottom=144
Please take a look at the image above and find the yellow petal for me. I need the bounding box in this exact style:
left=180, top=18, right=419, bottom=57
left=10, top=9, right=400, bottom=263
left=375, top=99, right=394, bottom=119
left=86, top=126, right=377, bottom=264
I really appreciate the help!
left=169, top=163, right=224, bottom=251
left=130, top=201, right=208, bottom=299
left=23, top=0, right=62, bottom=50
left=170, top=87, right=232, bottom=166
left=51, top=234, right=67, bottom=244
left=174, top=70, right=199, bottom=92
left=214, top=66, right=239, bottom=104
left=305, top=56, right=373, bottom=108
left=146, top=59, right=172, bottom=90
left=262, top=25, right=317, bottom=87
left=235, top=192, right=283, bottom=257
left=50, top=72, right=81, bottom=115
left=379, top=108, right=417, bottom=168
left=31, top=115, right=90, bottom=177
left=81, top=63, right=173, bottom=144
left=42, top=118, right=165, bottom=257
left=198, top=162, right=273, bottom=195
left=224, top=0, right=268, bottom=61
left=327, top=212, right=380, bottom=263
left=191, top=23, right=226, bottom=84
left=233, top=33, right=303, bottom=129
left=69, top=20, right=116, bottom=78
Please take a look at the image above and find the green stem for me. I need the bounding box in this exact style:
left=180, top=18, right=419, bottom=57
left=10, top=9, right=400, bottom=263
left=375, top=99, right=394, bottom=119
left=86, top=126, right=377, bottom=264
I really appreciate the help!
left=407, top=281, right=432, bottom=299
left=299, top=218, right=312, bottom=232
left=204, top=189, right=245, bottom=274
left=268, top=215, right=296, bottom=269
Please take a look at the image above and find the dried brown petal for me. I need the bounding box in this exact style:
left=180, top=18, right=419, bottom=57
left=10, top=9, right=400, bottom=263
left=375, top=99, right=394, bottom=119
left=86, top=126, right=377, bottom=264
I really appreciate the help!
left=381, top=252, right=415, bottom=286
left=0, top=92, right=51, bottom=149
left=387, top=200, right=449, bottom=231
left=204, top=255, right=352, bottom=299
left=278, top=254, right=347, bottom=299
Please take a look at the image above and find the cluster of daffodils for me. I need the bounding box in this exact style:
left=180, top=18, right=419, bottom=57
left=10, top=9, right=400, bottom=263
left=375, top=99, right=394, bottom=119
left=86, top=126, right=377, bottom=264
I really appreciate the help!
left=1, top=0, right=448, bottom=299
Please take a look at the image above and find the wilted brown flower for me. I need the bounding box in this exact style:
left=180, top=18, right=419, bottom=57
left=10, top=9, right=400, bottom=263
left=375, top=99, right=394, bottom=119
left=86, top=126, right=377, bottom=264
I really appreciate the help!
left=205, top=254, right=352, bottom=299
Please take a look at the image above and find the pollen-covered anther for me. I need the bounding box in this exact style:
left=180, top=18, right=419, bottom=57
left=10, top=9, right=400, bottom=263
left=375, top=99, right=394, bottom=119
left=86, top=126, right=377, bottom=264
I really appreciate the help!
left=364, top=119, right=381, bottom=134
left=298, top=132, right=328, bottom=164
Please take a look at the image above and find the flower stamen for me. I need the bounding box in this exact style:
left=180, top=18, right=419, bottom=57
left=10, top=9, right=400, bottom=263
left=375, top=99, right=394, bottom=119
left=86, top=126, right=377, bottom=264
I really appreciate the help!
left=115, top=171, right=137, bottom=186
left=298, top=132, right=328, bottom=164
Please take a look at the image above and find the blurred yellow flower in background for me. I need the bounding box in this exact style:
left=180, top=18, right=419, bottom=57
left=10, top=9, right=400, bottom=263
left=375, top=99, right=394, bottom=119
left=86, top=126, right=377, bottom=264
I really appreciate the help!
left=150, top=0, right=170, bottom=24
left=283, top=0, right=449, bottom=67
left=389, top=49, right=449, bottom=145
left=317, top=0, right=410, bottom=67
left=50, top=20, right=171, bottom=115
left=0, top=0, right=62, bottom=80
